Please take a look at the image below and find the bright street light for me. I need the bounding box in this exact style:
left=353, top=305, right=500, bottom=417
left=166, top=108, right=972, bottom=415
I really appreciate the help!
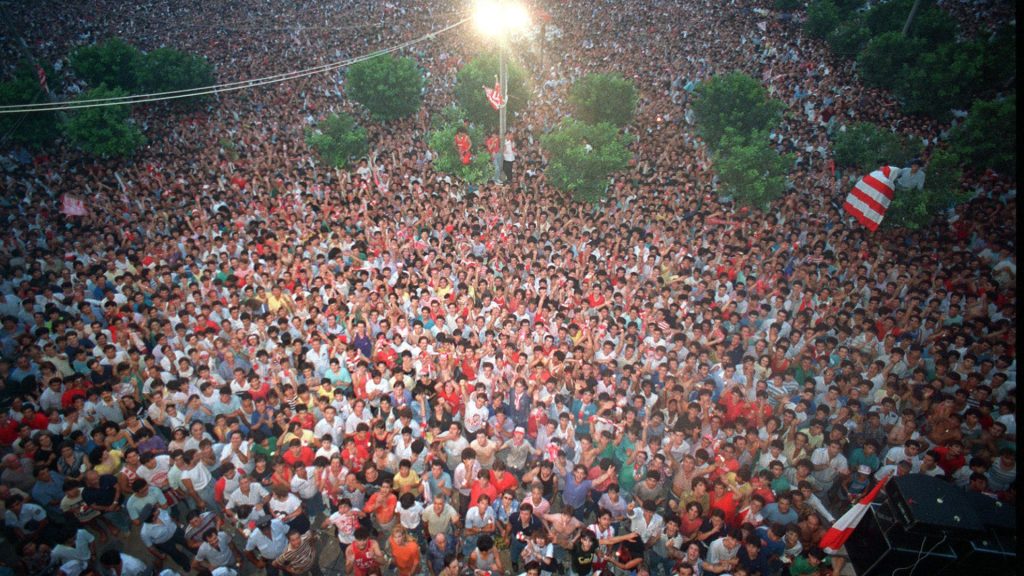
left=473, top=0, right=531, bottom=38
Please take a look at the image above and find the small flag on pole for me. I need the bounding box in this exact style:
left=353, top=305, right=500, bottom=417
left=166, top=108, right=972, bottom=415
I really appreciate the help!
left=484, top=78, right=503, bottom=110
left=819, top=474, right=890, bottom=553
left=844, top=165, right=899, bottom=232
left=36, top=65, right=48, bottom=93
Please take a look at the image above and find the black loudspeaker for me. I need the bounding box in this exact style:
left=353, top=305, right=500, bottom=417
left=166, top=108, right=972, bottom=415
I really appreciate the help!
left=844, top=475, right=1015, bottom=576
left=846, top=504, right=960, bottom=576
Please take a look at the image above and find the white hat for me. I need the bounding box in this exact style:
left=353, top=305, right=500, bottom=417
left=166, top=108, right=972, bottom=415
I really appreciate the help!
left=514, top=427, right=525, bottom=435
left=857, top=465, right=871, bottom=475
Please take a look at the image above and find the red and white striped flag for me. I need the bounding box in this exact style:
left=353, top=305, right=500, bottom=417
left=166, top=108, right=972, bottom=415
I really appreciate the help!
left=844, top=165, right=899, bottom=231
left=819, top=474, right=890, bottom=553
left=484, top=79, right=503, bottom=110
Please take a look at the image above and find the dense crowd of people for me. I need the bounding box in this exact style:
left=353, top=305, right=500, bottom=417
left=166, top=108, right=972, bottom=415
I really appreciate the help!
left=0, top=0, right=1016, bottom=575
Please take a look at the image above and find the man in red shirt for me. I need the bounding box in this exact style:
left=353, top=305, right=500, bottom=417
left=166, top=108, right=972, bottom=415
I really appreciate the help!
left=281, top=439, right=314, bottom=468
left=709, top=480, right=741, bottom=526
left=932, top=439, right=967, bottom=477
left=0, top=412, right=19, bottom=445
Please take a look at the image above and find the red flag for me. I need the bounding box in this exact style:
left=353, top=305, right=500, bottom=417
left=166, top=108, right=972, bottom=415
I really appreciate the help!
left=61, top=194, right=87, bottom=216
left=484, top=80, right=503, bottom=110
left=819, top=474, right=890, bottom=553
left=36, top=65, right=48, bottom=92
left=843, top=165, right=898, bottom=232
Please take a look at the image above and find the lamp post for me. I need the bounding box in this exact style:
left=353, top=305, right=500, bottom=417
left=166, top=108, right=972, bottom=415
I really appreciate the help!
left=474, top=0, right=529, bottom=176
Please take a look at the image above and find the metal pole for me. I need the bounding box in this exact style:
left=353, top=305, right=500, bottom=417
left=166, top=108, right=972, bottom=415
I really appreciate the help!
left=499, top=38, right=508, bottom=146
left=901, top=0, right=923, bottom=36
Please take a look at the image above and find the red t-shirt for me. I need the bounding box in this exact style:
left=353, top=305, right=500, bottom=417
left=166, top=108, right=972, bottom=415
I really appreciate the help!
left=282, top=446, right=315, bottom=467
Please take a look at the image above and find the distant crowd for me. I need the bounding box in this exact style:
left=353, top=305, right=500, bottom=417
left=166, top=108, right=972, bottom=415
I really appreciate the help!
left=0, top=0, right=1015, bottom=575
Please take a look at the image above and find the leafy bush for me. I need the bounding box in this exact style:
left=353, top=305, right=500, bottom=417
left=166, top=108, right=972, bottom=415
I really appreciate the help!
left=426, top=106, right=493, bottom=185
left=0, top=62, right=60, bottom=147
left=62, top=85, right=146, bottom=157
left=831, top=122, right=921, bottom=172
left=692, top=72, right=784, bottom=150
left=804, top=0, right=841, bottom=39
left=346, top=55, right=425, bottom=121
left=885, top=149, right=967, bottom=229
left=540, top=118, right=634, bottom=203
left=569, top=72, right=638, bottom=128
left=134, top=48, right=215, bottom=96
left=950, top=95, right=1016, bottom=178
left=712, top=130, right=794, bottom=210
left=305, top=112, right=368, bottom=168
left=69, top=38, right=142, bottom=91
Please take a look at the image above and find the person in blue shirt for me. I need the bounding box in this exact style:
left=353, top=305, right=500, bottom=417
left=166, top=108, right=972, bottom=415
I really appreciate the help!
left=736, top=534, right=772, bottom=576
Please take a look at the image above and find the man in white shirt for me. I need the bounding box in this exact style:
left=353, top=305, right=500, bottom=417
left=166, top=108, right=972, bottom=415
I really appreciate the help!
left=702, top=530, right=742, bottom=575
left=244, top=516, right=289, bottom=573
left=140, top=505, right=193, bottom=571
left=226, top=475, right=270, bottom=523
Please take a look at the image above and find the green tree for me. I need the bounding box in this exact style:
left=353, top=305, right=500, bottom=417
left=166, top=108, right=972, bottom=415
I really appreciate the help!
left=62, top=85, right=146, bottom=157
left=454, top=53, right=529, bottom=132
left=895, top=42, right=984, bottom=119
left=804, top=0, right=841, bottom=39
left=346, top=55, right=425, bottom=121
left=827, top=18, right=871, bottom=57
left=692, top=72, right=784, bottom=150
left=857, top=32, right=927, bottom=88
left=426, top=106, right=493, bottom=185
left=832, top=122, right=921, bottom=172
left=712, top=130, right=794, bottom=210
left=950, top=95, right=1016, bottom=178
left=569, top=72, right=638, bottom=128
left=978, top=25, right=1016, bottom=94
left=540, top=118, right=634, bottom=203
left=305, top=112, right=368, bottom=168
left=69, top=38, right=142, bottom=91
left=0, top=62, right=60, bottom=148
left=134, top=48, right=215, bottom=97
left=885, top=149, right=967, bottom=229
left=775, top=0, right=802, bottom=12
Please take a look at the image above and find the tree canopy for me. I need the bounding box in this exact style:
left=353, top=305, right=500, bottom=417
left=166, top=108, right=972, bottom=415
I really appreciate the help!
left=885, top=149, right=967, bottom=229
left=427, top=106, right=493, bottom=185
left=540, top=118, right=634, bottom=203
left=569, top=72, right=638, bottom=128
left=950, top=95, right=1016, bottom=179
left=69, top=37, right=142, bottom=91
left=692, top=72, right=784, bottom=150
left=831, top=121, right=921, bottom=172
left=0, top=62, right=60, bottom=148
left=712, top=130, right=794, bottom=211
left=62, top=85, right=146, bottom=157
left=134, top=47, right=215, bottom=96
left=346, top=55, right=425, bottom=121
left=305, top=112, right=368, bottom=169
left=454, top=53, right=529, bottom=132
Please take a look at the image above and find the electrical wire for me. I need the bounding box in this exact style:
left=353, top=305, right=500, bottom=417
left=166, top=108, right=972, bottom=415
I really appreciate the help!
left=891, top=533, right=948, bottom=576
left=0, top=16, right=468, bottom=114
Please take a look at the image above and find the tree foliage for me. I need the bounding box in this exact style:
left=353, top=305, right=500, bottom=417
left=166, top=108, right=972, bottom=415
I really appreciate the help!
left=540, top=118, right=634, bottom=203
left=775, top=0, right=802, bottom=12
left=950, top=95, right=1016, bottom=178
left=426, top=106, right=493, bottom=185
left=569, top=72, right=638, bottom=128
left=894, top=42, right=984, bottom=119
left=885, top=149, right=967, bottom=229
left=0, top=62, right=60, bottom=148
left=831, top=122, right=921, bottom=171
left=857, top=32, right=927, bottom=88
left=826, top=18, right=870, bottom=56
left=712, top=130, right=794, bottom=210
left=134, top=48, right=215, bottom=96
left=692, top=72, right=784, bottom=150
left=804, top=0, right=841, bottom=39
left=305, top=112, right=368, bottom=168
left=346, top=55, right=425, bottom=121
left=62, top=85, right=146, bottom=157
left=454, top=52, right=529, bottom=132
left=69, top=37, right=142, bottom=91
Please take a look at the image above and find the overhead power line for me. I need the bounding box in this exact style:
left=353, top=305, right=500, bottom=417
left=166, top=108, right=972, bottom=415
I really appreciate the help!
left=0, top=17, right=468, bottom=114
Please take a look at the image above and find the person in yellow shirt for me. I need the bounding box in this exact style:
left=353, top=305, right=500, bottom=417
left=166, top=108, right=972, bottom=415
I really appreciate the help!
left=392, top=459, right=421, bottom=496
